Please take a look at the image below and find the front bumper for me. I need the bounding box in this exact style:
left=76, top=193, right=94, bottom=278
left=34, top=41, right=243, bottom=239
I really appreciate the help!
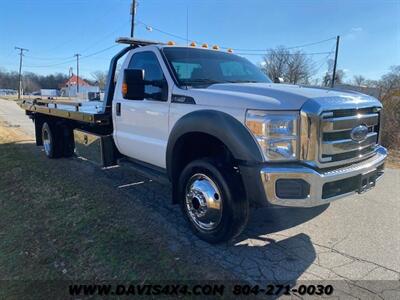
left=260, top=146, right=387, bottom=207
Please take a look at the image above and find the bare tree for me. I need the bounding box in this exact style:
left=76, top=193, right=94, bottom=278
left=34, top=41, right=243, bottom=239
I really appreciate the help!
left=379, top=65, right=400, bottom=94
left=262, top=47, right=289, bottom=82
left=376, top=65, right=400, bottom=149
left=353, top=75, right=366, bottom=86
left=286, top=51, right=315, bottom=84
left=91, top=71, right=108, bottom=90
left=262, top=47, right=315, bottom=84
left=23, top=76, right=40, bottom=93
left=0, top=70, right=67, bottom=92
left=322, top=59, right=345, bottom=86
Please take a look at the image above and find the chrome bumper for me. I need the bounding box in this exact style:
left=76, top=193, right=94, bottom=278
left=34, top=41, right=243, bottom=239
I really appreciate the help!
left=260, top=146, right=387, bottom=207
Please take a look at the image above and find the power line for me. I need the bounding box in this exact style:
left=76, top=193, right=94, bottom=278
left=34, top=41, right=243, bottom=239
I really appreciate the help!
left=24, top=54, right=74, bottom=61
left=314, top=49, right=335, bottom=74
left=79, top=20, right=130, bottom=54
left=137, top=20, right=188, bottom=41
left=42, top=1, right=124, bottom=53
left=24, top=44, right=120, bottom=68
left=81, top=44, right=120, bottom=59
left=18, top=16, right=337, bottom=76
left=224, top=37, right=337, bottom=52
left=237, top=51, right=334, bottom=56
left=24, top=58, right=76, bottom=68
left=138, top=19, right=336, bottom=52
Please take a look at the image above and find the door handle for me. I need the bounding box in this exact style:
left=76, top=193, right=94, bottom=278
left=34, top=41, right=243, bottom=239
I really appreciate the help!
left=116, top=102, right=121, bottom=116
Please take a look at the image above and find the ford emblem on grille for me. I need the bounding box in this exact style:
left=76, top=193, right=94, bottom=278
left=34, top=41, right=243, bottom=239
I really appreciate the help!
left=350, top=124, right=369, bottom=142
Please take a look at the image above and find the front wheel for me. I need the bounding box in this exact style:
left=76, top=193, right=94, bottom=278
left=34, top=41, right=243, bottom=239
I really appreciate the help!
left=178, top=159, right=249, bottom=243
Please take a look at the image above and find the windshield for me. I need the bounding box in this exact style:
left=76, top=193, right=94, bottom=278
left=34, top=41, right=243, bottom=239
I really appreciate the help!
left=162, top=47, right=271, bottom=88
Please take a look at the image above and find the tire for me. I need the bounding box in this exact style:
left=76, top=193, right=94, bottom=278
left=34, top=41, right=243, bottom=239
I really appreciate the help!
left=62, top=126, right=75, bottom=157
left=178, top=158, right=249, bottom=243
left=41, top=122, right=64, bottom=158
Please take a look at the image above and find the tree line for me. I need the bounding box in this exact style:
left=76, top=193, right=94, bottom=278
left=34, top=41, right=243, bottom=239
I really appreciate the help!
left=0, top=69, right=108, bottom=94
left=0, top=70, right=69, bottom=93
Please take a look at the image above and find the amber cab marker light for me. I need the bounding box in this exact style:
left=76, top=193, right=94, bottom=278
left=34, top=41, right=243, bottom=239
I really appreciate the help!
left=212, top=45, right=220, bottom=50
left=201, top=43, right=208, bottom=48
left=167, top=41, right=176, bottom=46
left=122, top=82, right=128, bottom=96
left=227, top=48, right=233, bottom=53
left=190, top=42, right=197, bottom=47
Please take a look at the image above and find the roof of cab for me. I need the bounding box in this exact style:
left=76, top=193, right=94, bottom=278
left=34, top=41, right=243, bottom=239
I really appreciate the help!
left=115, top=37, right=228, bottom=52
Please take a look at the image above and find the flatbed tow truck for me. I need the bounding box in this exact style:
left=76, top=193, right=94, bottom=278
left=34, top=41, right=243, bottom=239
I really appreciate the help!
left=19, top=37, right=387, bottom=243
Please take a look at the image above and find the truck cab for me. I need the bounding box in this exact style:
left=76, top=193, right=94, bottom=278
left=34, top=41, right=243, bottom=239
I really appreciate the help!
left=21, top=38, right=387, bottom=243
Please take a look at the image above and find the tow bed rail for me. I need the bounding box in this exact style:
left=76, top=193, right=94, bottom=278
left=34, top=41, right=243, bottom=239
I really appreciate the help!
left=18, top=40, right=159, bottom=129
left=19, top=98, right=111, bottom=125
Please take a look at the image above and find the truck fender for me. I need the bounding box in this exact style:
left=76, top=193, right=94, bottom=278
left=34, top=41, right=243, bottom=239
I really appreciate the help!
left=166, top=109, right=263, bottom=181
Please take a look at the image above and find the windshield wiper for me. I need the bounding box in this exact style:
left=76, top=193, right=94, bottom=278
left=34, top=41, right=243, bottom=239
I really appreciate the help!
left=226, top=80, right=259, bottom=83
left=182, top=79, right=224, bottom=85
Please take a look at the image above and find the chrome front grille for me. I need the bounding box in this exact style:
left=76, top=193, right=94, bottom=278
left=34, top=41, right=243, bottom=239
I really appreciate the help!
left=319, top=107, right=380, bottom=164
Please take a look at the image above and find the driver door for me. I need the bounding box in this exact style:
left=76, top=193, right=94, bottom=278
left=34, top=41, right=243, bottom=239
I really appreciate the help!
left=113, top=50, right=169, bottom=168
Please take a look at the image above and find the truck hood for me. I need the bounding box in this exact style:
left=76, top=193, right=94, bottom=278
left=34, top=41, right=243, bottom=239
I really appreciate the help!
left=184, top=83, right=381, bottom=111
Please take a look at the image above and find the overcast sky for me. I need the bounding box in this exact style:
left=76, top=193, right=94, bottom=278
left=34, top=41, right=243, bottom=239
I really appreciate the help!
left=1, top=0, right=399, bottom=82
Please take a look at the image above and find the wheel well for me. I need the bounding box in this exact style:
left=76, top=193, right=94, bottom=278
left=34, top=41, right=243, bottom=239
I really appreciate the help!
left=34, top=114, right=74, bottom=147
left=170, top=132, right=239, bottom=203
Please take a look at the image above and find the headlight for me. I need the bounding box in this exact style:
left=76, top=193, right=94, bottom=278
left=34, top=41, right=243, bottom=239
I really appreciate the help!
left=246, top=110, right=299, bottom=161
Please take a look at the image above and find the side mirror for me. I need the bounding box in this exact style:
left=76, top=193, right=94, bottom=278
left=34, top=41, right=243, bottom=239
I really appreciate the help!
left=274, top=77, right=284, bottom=84
left=122, top=69, right=145, bottom=100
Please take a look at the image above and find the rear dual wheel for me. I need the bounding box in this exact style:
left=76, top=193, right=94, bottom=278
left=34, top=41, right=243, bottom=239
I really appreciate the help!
left=41, top=122, right=74, bottom=158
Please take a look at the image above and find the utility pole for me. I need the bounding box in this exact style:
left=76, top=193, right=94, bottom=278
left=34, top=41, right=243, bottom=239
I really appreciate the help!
left=74, top=54, right=81, bottom=94
left=130, top=0, right=137, bottom=38
left=331, top=35, right=340, bottom=88
left=15, top=47, right=29, bottom=99
left=68, top=67, right=73, bottom=99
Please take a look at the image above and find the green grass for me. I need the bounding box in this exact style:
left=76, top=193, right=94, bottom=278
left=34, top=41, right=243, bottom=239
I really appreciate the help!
left=0, top=129, right=233, bottom=298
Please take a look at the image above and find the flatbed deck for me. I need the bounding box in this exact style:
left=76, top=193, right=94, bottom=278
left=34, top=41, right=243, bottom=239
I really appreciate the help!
left=18, top=39, right=157, bottom=129
left=19, top=98, right=111, bottom=125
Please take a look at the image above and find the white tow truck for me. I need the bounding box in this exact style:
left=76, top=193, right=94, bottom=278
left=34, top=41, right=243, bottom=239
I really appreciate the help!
left=20, top=38, right=387, bottom=243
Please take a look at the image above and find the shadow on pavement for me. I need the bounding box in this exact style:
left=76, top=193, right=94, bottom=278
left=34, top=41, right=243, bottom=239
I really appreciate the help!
left=244, top=204, right=329, bottom=236
left=217, top=206, right=329, bottom=283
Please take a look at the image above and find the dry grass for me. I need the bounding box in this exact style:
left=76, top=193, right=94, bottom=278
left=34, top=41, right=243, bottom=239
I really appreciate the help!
left=0, top=123, right=234, bottom=298
left=380, top=93, right=400, bottom=152
left=0, top=120, right=33, bottom=141
left=387, top=149, right=400, bottom=168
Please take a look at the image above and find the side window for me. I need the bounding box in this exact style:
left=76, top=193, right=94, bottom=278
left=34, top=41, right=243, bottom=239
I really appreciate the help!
left=128, top=51, right=168, bottom=101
